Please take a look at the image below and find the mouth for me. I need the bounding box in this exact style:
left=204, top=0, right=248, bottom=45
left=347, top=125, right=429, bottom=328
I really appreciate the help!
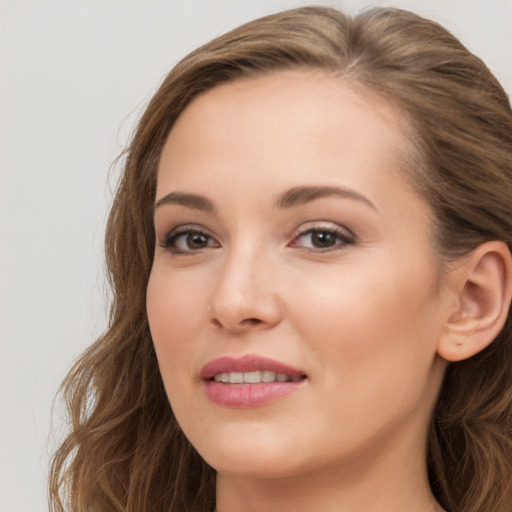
left=212, top=370, right=303, bottom=383
left=200, top=354, right=306, bottom=382
left=200, top=355, right=307, bottom=408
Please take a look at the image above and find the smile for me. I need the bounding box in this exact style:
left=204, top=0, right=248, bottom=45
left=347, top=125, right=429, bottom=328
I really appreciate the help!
left=213, top=371, right=303, bottom=383
left=201, top=355, right=307, bottom=408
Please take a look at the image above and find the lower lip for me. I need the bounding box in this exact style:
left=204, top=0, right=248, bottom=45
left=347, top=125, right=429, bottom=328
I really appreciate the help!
left=203, top=380, right=304, bottom=408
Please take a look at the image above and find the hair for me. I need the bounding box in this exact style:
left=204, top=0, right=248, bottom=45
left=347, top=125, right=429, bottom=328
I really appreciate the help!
left=49, top=5, right=512, bottom=512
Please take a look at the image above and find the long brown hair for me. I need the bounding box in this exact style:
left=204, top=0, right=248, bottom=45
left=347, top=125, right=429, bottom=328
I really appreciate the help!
left=50, top=6, right=512, bottom=512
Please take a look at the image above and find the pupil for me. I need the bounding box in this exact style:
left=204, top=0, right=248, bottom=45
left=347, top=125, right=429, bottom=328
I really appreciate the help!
left=312, top=231, right=335, bottom=247
left=188, top=233, right=208, bottom=248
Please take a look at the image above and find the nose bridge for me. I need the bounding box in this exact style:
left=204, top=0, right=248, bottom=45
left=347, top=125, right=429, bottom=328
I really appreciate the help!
left=209, top=236, right=281, bottom=331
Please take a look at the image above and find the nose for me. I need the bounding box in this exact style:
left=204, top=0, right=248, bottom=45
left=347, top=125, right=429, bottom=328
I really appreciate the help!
left=209, top=248, right=283, bottom=334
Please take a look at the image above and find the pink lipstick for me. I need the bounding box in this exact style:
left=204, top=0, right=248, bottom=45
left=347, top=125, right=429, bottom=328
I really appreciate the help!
left=200, top=355, right=306, bottom=408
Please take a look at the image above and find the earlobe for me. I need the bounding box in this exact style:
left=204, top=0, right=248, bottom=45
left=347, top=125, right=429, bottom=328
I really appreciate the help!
left=437, top=241, right=512, bottom=362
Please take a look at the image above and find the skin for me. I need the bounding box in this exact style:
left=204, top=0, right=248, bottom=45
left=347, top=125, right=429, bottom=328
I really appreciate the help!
left=147, top=70, right=449, bottom=511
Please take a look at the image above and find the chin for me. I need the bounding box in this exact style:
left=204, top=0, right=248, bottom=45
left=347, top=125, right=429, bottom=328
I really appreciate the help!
left=207, top=451, right=307, bottom=480
left=189, top=423, right=311, bottom=479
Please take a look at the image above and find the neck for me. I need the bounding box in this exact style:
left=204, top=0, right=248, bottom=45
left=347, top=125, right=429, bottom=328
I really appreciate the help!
left=215, top=431, right=444, bottom=512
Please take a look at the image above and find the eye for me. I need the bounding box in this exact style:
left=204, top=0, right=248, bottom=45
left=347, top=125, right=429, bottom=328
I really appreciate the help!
left=160, top=225, right=219, bottom=254
left=289, top=224, right=354, bottom=251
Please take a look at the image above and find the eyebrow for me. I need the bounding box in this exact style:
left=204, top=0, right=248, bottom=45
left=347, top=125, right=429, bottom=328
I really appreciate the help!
left=154, top=185, right=377, bottom=214
left=274, top=185, right=377, bottom=211
left=154, top=191, right=216, bottom=214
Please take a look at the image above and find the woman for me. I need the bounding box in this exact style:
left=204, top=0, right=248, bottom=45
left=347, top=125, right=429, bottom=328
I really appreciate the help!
left=49, top=6, right=512, bottom=512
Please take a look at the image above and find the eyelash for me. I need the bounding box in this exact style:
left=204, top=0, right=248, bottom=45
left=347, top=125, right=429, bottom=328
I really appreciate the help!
left=289, top=224, right=355, bottom=251
left=159, top=223, right=355, bottom=255
left=159, top=225, right=218, bottom=255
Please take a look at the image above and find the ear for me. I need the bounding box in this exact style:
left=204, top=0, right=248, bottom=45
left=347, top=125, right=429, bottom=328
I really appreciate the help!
left=437, top=241, right=512, bottom=362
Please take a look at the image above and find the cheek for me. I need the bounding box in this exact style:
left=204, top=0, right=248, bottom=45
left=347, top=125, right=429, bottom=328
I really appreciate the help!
left=289, top=255, right=442, bottom=387
left=146, top=269, right=202, bottom=381
left=147, top=263, right=209, bottom=335
left=288, top=270, right=443, bottom=454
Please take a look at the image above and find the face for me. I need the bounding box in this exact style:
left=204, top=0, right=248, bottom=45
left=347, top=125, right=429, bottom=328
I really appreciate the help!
left=147, top=70, right=449, bottom=480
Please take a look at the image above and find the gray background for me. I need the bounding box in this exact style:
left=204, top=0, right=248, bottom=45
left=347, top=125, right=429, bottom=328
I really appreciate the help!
left=1, top=1, right=511, bottom=510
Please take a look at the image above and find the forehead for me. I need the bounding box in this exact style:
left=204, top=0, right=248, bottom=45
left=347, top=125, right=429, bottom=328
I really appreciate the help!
left=169, top=69, right=409, bottom=146
left=158, top=70, right=416, bottom=197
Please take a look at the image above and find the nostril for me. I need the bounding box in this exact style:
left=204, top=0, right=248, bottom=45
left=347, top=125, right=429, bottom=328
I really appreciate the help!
left=242, top=318, right=263, bottom=325
left=210, top=317, right=262, bottom=329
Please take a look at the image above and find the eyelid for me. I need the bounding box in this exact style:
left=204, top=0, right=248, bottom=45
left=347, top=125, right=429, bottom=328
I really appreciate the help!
left=291, top=220, right=355, bottom=238
left=157, top=221, right=355, bottom=254
left=289, top=221, right=356, bottom=250
left=159, top=224, right=219, bottom=253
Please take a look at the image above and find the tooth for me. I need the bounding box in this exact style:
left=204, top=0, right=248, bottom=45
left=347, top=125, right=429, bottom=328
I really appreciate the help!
left=213, top=370, right=298, bottom=384
left=261, top=370, right=277, bottom=383
left=244, top=371, right=262, bottom=383
left=229, top=372, right=244, bottom=384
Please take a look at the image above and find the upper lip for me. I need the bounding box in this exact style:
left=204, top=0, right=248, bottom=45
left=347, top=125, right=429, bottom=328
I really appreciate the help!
left=200, top=354, right=306, bottom=380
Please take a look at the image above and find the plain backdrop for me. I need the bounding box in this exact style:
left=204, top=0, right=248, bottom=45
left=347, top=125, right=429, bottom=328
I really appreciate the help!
left=1, top=1, right=511, bottom=510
